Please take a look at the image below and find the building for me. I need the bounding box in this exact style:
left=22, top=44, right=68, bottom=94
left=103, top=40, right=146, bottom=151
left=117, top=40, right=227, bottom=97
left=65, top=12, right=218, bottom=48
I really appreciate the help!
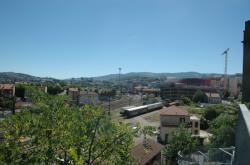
left=242, top=20, right=250, bottom=102
left=0, top=84, right=15, bottom=97
left=205, top=92, right=222, bottom=104
left=229, top=76, right=242, bottom=97
left=67, top=88, right=80, bottom=104
left=132, top=139, right=163, bottom=165
left=159, top=106, right=201, bottom=144
left=159, top=106, right=190, bottom=144
left=190, top=115, right=200, bottom=136
left=210, top=77, right=224, bottom=88
left=79, top=91, right=99, bottom=105
left=180, top=78, right=211, bottom=87
left=160, top=83, right=217, bottom=101
left=134, top=86, right=160, bottom=96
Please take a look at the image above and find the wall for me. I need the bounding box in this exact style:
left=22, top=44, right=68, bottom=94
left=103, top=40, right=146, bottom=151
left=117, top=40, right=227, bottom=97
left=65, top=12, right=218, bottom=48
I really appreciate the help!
left=234, top=104, right=250, bottom=165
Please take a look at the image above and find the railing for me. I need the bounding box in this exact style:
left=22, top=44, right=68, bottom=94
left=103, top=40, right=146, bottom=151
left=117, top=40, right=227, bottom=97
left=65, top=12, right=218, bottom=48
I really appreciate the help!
left=177, top=147, right=235, bottom=165
left=233, top=104, right=250, bottom=165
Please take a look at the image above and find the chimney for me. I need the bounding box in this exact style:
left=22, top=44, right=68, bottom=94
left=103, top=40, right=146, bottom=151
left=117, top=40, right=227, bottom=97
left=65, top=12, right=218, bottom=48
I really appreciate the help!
left=242, top=20, right=250, bottom=102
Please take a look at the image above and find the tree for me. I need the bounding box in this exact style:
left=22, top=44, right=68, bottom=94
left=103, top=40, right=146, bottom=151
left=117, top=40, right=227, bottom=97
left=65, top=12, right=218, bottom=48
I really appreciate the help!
left=163, top=126, right=198, bottom=164
left=47, top=85, right=63, bottom=95
left=0, top=87, right=134, bottom=164
left=180, top=96, right=192, bottom=106
left=15, top=85, right=25, bottom=98
left=223, top=90, right=231, bottom=99
left=209, top=114, right=237, bottom=148
left=192, top=90, right=208, bottom=103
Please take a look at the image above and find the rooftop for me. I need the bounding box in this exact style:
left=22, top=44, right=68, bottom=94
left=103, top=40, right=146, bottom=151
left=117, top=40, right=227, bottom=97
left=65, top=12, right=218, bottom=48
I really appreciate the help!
left=132, top=139, right=163, bottom=165
left=0, top=84, right=15, bottom=90
left=160, top=106, right=189, bottom=116
left=205, top=92, right=220, bottom=98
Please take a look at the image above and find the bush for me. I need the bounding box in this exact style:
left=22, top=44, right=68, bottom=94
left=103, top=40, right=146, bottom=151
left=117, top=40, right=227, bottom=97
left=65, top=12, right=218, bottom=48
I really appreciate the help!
left=192, top=90, right=208, bottom=103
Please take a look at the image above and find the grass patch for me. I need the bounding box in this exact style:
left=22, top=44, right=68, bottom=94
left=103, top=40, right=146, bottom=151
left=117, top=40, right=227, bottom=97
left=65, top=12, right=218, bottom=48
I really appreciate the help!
left=186, top=106, right=204, bottom=116
left=143, top=113, right=160, bottom=122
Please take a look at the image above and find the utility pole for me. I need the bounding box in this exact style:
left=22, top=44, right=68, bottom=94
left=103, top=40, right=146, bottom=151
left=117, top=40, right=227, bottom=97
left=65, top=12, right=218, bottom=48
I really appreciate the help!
left=222, top=48, right=229, bottom=90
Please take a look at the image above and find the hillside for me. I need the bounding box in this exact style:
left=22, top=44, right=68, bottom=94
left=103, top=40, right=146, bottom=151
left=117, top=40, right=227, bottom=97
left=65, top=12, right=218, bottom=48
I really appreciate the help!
left=0, top=72, right=225, bottom=83
left=0, top=72, right=57, bottom=83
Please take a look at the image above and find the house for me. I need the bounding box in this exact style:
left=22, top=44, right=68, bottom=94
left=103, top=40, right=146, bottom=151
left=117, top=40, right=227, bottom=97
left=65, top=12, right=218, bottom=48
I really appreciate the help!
left=67, top=88, right=80, bottom=104
left=132, top=139, right=163, bottom=165
left=0, top=84, right=15, bottom=97
left=190, top=115, right=200, bottom=136
left=205, top=92, right=221, bottom=104
left=159, top=106, right=190, bottom=144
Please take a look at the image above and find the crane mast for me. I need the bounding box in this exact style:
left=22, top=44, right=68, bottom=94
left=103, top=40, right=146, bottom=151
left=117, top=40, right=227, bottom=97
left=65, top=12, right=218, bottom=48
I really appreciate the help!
left=222, top=48, right=229, bottom=90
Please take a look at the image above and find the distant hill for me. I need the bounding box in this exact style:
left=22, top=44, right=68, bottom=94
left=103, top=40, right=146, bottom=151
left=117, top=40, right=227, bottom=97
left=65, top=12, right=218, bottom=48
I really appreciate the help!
left=92, top=72, right=223, bottom=81
left=0, top=72, right=58, bottom=83
left=0, top=72, right=226, bottom=83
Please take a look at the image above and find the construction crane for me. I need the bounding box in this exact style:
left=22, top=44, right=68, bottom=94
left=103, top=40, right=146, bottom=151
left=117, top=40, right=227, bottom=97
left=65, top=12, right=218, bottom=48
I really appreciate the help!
left=222, top=48, right=229, bottom=90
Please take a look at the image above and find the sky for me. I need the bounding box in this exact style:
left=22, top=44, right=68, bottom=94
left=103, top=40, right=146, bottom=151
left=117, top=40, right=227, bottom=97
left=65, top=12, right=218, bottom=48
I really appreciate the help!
left=0, top=0, right=249, bottom=79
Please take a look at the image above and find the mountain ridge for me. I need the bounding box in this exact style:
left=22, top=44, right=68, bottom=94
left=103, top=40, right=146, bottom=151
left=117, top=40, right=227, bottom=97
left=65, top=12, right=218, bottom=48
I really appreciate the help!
left=0, top=72, right=229, bottom=83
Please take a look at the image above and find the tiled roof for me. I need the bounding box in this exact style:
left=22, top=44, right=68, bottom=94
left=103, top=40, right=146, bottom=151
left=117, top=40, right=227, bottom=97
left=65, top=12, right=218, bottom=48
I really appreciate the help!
left=68, top=88, right=79, bottom=92
left=132, top=139, right=163, bottom=165
left=160, top=105, right=189, bottom=116
left=0, top=84, right=14, bottom=90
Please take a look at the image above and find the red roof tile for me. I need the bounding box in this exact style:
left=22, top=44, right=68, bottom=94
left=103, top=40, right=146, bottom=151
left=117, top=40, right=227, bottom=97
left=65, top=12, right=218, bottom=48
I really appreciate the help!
left=160, top=106, right=189, bottom=116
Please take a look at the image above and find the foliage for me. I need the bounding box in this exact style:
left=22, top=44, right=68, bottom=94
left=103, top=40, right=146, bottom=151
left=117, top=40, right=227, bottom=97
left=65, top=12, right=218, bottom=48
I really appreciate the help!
left=0, top=92, right=13, bottom=109
left=0, top=87, right=134, bottom=164
left=200, top=117, right=209, bottom=130
left=223, top=90, right=231, bottom=99
left=192, top=90, right=208, bottom=103
left=98, top=89, right=116, bottom=101
left=209, top=114, right=237, bottom=148
left=15, top=84, right=25, bottom=98
left=245, top=102, right=250, bottom=109
left=47, top=85, right=63, bottom=95
left=187, top=106, right=203, bottom=115
left=203, top=104, right=238, bottom=121
left=180, top=96, right=192, bottom=106
left=163, top=126, right=198, bottom=162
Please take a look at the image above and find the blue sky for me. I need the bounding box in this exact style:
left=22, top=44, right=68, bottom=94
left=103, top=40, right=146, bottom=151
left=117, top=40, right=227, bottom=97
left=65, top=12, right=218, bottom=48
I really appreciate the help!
left=0, top=0, right=249, bottom=79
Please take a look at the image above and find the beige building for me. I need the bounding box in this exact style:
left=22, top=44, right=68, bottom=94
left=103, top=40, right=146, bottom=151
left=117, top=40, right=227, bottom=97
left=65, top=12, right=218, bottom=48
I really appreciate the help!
left=190, top=115, right=200, bottom=136
left=67, top=88, right=80, bottom=104
left=159, top=106, right=190, bottom=144
left=0, top=84, right=15, bottom=97
left=159, top=106, right=201, bottom=144
left=205, top=92, right=221, bottom=104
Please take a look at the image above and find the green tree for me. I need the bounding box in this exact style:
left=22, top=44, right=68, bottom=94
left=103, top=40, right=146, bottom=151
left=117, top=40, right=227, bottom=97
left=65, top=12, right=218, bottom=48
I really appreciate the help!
left=0, top=87, right=134, bottom=164
left=163, top=126, right=198, bottom=164
left=15, top=85, right=25, bottom=98
left=180, top=96, right=192, bottom=106
left=192, top=90, right=208, bottom=103
left=209, top=114, right=237, bottom=148
left=223, top=90, right=231, bottom=99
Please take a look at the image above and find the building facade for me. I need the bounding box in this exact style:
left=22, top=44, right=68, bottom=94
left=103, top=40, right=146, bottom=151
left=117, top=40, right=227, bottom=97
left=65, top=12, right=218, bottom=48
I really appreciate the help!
left=242, top=20, right=250, bottom=102
left=159, top=106, right=190, bottom=144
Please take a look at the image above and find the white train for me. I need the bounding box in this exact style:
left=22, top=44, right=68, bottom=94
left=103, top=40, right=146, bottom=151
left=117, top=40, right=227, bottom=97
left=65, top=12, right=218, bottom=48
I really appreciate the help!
left=122, top=102, right=163, bottom=118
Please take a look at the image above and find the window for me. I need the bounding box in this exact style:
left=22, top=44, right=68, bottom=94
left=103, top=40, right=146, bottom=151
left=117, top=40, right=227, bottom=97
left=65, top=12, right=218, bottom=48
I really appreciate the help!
left=194, top=130, right=199, bottom=135
left=195, top=122, right=199, bottom=128
left=180, top=117, right=186, bottom=123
